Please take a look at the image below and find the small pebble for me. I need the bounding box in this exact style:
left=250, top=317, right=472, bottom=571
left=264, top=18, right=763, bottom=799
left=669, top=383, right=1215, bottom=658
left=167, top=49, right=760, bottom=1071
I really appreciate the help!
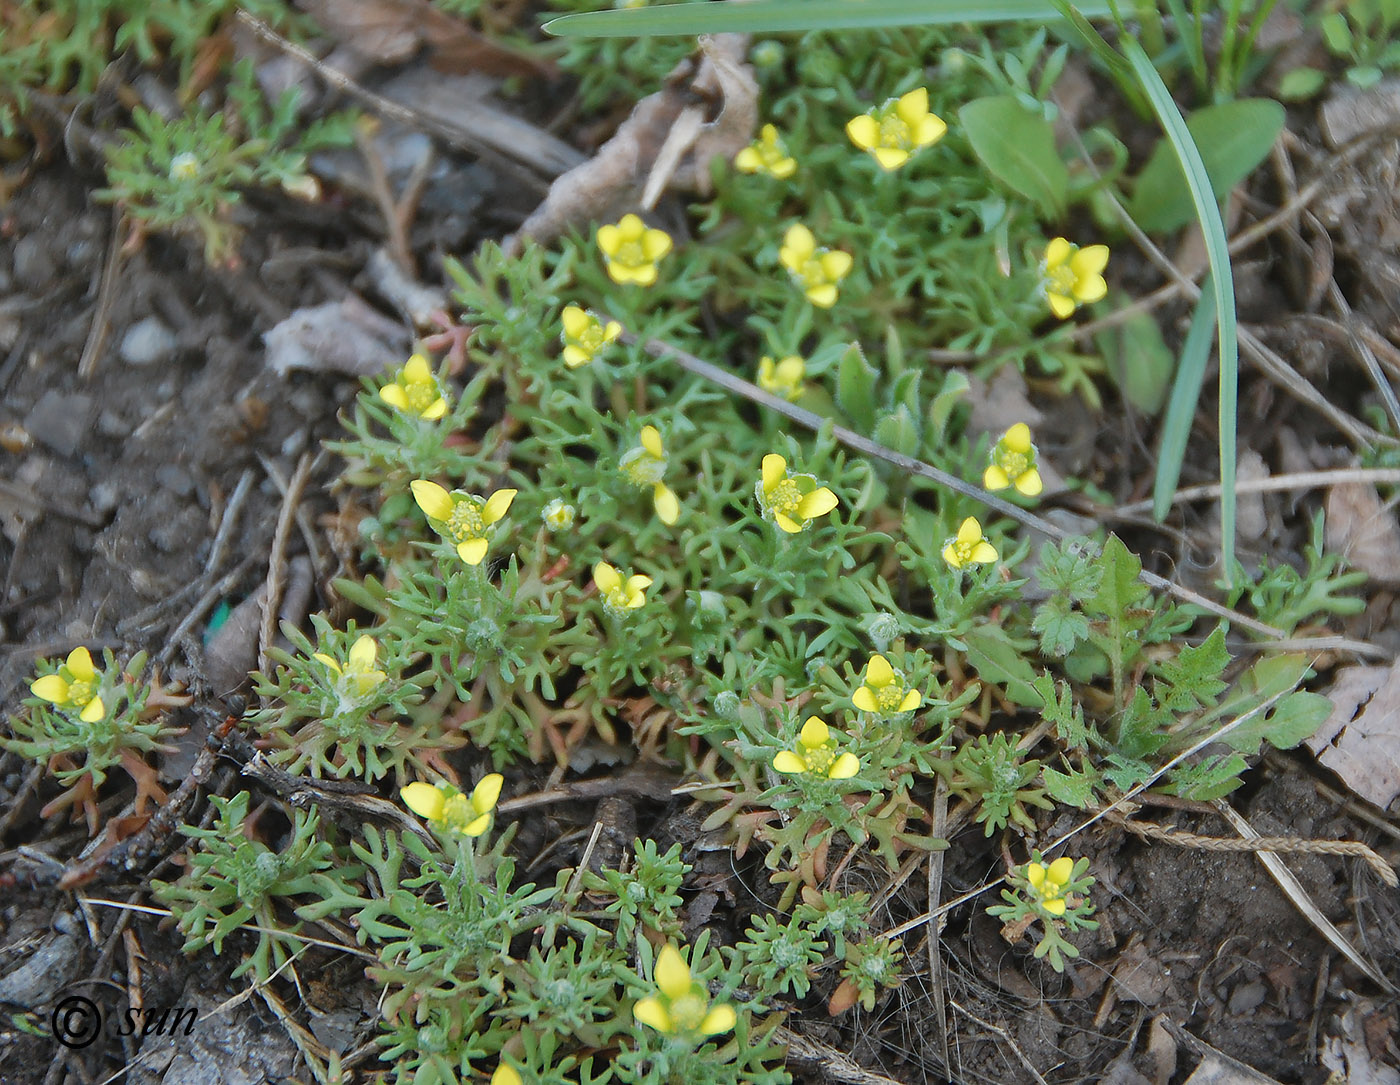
left=97, top=410, right=131, bottom=439
left=90, top=481, right=122, bottom=512
left=24, top=391, right=93, bottom=457
left=119, top=316, right=179, bottom=367
left=155, top=464, right=196, bottom=497
left=12, top=235, right=58, bottom=288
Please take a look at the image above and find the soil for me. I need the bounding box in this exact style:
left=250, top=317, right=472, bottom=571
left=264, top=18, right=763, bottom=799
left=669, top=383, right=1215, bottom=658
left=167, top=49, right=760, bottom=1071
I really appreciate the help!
left=2, top=26, right=1400, bottom=1085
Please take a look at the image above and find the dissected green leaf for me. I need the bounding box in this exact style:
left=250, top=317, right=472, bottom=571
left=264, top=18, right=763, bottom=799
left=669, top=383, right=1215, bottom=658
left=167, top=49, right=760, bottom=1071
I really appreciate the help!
left=1220, top=691, right=1332, bottom=756
left=1153, top=626, right=1229, bottom=713
left=963, top=626, right=1040, bottom=706
left=1043, top=764, right=1100, bottom=807
left=959, top=96, right=1068, bottom=219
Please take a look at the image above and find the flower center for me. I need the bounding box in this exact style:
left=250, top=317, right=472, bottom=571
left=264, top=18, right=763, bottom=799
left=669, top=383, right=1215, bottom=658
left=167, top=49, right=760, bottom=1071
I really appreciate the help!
left=1045, top=263, right=1077, bottom=297
left=803, top=744, right=836, bottom=774
left=621, top=448, right=665, bottom=487
left=603, top=585, right=633, bottom=612
left=441, top=792, right=475, bottom=831
left=405, top=381, right=438, bottom=412
left=447, top=502, right=485, bottom=542
left=66, top=679, right=97, bottom=707
left=668, top=992, right=708, bottom=1032
left=615, top=240, right=646, bottom=269
left=997, top=450, right=1029, bottom=479
left=768, top=478, right=802, bottom=516
left=578, top=323, right=607, bottom=351
left=878, top=113, right=911, bottom=149
left=948, top=539, right=977, bottom=566
left=799, top=255, right=827, bottom=286
left=875, top=684, right=906, bottom=712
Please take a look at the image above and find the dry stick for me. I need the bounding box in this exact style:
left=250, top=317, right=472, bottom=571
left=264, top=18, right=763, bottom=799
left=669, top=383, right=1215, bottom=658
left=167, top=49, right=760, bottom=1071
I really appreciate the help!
left=947, top=998, right=1050, bottom=1085
left=0, top=476, right=104, bottom=527
left=926, top=777, right=952, bottom=1079
left=1117, top=466, right=1400, bottom=517
left=633, top=331, right=1389, bottom=655
left=77, top=208, right=125, bottom=380
left=258, top=452, right=313, bottom=676
left=1324, top=282, right=1400, bottom=434
left=1106, top=814, right=1396, bottom=887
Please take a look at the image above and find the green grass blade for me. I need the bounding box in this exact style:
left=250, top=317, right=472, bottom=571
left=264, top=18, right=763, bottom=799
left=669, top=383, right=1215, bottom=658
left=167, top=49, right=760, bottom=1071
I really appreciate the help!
left=1122, top=37, right=1239, bottom=583
left=1152, top=281, right=1217, bottom=520
left=544, top=0, right=1118, bottom=38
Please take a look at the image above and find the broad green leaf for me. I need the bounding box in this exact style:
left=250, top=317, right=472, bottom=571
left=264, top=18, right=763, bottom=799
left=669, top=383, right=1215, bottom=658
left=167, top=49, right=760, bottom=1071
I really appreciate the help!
left=963, top=626, right=1040, bottom=706
left=1043, top=765, right=1100, bottom=807
left=925, top=370, right=968, bottom=443
left=1277, top=67, right=1327, bottom=101
left=1220, top=691, right=1332, bottom=756
left=1085, top=534, right=1148, bottom=617
left=1098, top=299, right=1175, bottom=415
left=835, top=342, right=877, bottom=431
left=873, top=404, right=921, bottom=457
left=959, top=96, right=1068, bottom=219
left=1128, top=98, right=1285, bottom=233
left=545, top=0, right=1120, bottom=37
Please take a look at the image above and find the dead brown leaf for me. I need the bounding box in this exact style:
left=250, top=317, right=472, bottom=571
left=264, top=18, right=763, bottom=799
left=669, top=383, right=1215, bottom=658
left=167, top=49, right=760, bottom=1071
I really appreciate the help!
left=1307, top=661, right=1400, bottom=810
left=1324, top=480, right=1400, bottom=585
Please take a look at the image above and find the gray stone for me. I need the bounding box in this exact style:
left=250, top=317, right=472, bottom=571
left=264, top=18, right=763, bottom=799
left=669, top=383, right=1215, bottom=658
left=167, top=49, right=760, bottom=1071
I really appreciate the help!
left=12, top=235, right=57, bottom=288
left=154, top=464, right=196, bottom=497
left=0, top=915, right=81, bottom=1007
left=24, top=390, right=94, bottom=457
left=119, top=316, right=179, bottom=367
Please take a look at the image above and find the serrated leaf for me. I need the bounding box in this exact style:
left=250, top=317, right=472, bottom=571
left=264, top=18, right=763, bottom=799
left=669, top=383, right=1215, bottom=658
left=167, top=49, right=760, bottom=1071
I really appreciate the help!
left=1128, top=99, right=1285, bottom=232
left=836, top=342, right=878, bottom=431
left=1103, top=753, right=1154, bottom=793
left=1086, top=534, right=1148, bottom=617
left=1153, top=626, right=1229, bottom=712
left=959, top=96, right=1068, bottom=219
left=1221, top=690, right=1332, bottom=756
left=1043, top=765, right=1100, bottom=807
left=1165, top=753, right=1248, bottom=801
left=1115, top=687, right=1170, bottom=761
left=1033, top=673, right=1099, bottom=751
left=1033, top=597, right=1091, bottom=658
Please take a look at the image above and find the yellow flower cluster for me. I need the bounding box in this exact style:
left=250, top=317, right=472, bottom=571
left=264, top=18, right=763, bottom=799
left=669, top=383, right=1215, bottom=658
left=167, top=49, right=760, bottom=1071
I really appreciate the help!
left=597, top=213, right=672, bottom=286
left=1041, top=237, right=1109, bottom=319
left=1026, top=856, right=1075, bottom=916
left=757, top=453, right=839, bottom=534
left=845, top=88, right=947, bottom=171
left=735, top=124, right=797, bottom=179
left=30, top=646, right=105, bottom=722
left=984, top=423, right=1043, bottom=497
left=313, top=634, right=387, bottom=703
left=757, top=355, right=805, bottom=401
left=401, top=774, right=504, bottom=838
left=561, top=305, right=622, bottom=368
left=779, top=224, right=852, bottom=309
left=853, top=654, right=921, bottom=715
left=942, top=517, right=998, bottom=570
left=594, top=561, right=652, bottom=614
left=411, top=481, right=517, bottom=566
left=773, top=717, right=859, bottom=779
left=380, top=354, right=448, bottom=420
left=619, top=425, right=680, bottom=525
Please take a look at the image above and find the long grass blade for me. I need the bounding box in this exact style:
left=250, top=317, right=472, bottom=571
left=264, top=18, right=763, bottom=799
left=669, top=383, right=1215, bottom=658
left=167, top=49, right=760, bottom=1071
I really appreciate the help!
left=544, top=0, right=1118, bottom=38
left=1153, top=281, right=1217, bottom=520
left=1122, top=38, right=1239, bottom=583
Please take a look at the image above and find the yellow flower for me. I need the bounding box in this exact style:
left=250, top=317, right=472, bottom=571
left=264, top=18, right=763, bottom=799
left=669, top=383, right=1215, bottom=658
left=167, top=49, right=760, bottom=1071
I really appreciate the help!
left=619, top=424, right=679, bottom=525
left=757, top=453, right=839, bottom=534
left=942, top=517, right=998, bottom=569
left=379, top=353, right=449, bottom=420
left=633, top=945, right=736, bottom=1037
left=852, top=654, right=921, bottom=715
left=401, top=774, right=504, bottom=837
left=312, top=634, right=387, bottom=702
left=779, top=224, right=852, bottom=309
left=984, top=423, right=1043, bottom=497
left=541, top=498, right=575, bottom=531
left=757, top=355, right=805, bottom=401
left=845, top=87, right=947, bottom=171
left=1026, top=856, right=1075, bottom=917
left=411, top=480, right=517, bottom=566
left=30, top=646, right=105, bottom=723
left=772, top=716, right=860, bottom=779
left=561, top=305, right=622, bottom=368
left=597, top=213, right=672, bottom=286
left=1040, top=238, right=1109, bottom=319
left=735, top=123, right=797, bottom=179
left=490, top=1067, right=521, bottom=1085
left=594, top=561, right=653, bottom=615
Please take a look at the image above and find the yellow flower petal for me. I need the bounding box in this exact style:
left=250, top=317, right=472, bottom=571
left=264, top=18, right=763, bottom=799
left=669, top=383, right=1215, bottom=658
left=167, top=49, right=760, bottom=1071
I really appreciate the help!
left=1071, top=244, right=1110, bottom=277
left=896, top=87, right=930, bottom=122
left=1015, top=468, right=1043, bottom=497
left=31, top=674, right=70, bottom=704
left=491, top=1066, right=522, bottom=1085
left=626, top=573, right=653, bottom=593
left=781, top=224, right=815, bottom=263
left=771, top=157, right=796, bottom=180
left=379, top=384, right=409, bottom=410
left=640, top=425, right=664, bottom=458
left=852, top=688, right=878, bottom=712
left=845, top=114, right=880, bottom=151
left=562, top=305, right=591, bottom=338
left=312, top=652, right=342, bottom=675
left=421, top=398, right=448, bottom=420
left=761, top=453, right=787, bottom=491
left=597, top=224, right=621, bottom=254
left=735, top=146, right=761, bottom=172
left=642, top=229, right=673, bottom=261
left=865, top=654, right=895, bottom=688
left=80, top=696, right=105, bottom=723
left=402, top=781, right=446, bottom=821
left=653, top=484, right=679, bottom=525
left=984, top=464, right=1010, bottom=490
left=1048, top=856, right=1075, bottom=884
left=403, top=353, right=433, bottom=382
left=628, top=263, right=659, bottom=287
left=821, top=251, right=853, bottom=280
left=457, top=537, right=489, bottom=565
left=1004, top=422, right=1032, bottom=452
left=799, top=716, right=830, bottom=748
left=971, top=541, right=999, bottom=563
left=942, top=542, right=963, bottom=568
left=633, top=997, right=671, bottom=1033
left=914, top=113, right=947, bottom=146
left=1026, top=862, right=1047, bottom=889
left=772, top=750, right=808, bottom=774
left=1074, top=274, right=1108, bottom=304
left=873, top=147, right=910, bottom=171
left=806, top=284, right=838, bottom=308
left=563, top=344, right=591, bottom=368
left=411, top=480, right=454, bottom=522
left=700, top=1005, right=736, bottom=1036
left=775, top=512, right=803, bottom=534
left=472, top=773, right=504, bottom=814
left=899, top=689, right=921, bottom=712
left=594, top=561, right=621, bottom=593
left=957, top=517, right=983, bottom=545
left=66, top=646, right=96, bottom=681
left=1047, top=292, right=1076, bottom=319
left=617, top=213, right=645, bottom=239
left=348, top=636, right=377, bottom=671
left=1042, top=898, right=1067, bottom=917
left=828, top=752, right=860, bottom=780
left=603, top=320, right=622, bottom=343
left=654, top=945, right=692, bottom=1000
left=462, top=812, right=491, bottom=837
left=1045, top=237, right=1072, bottom=267
left=482, top=488, right=517, bottom=524
left=797, top=487, right=838, bottom=520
